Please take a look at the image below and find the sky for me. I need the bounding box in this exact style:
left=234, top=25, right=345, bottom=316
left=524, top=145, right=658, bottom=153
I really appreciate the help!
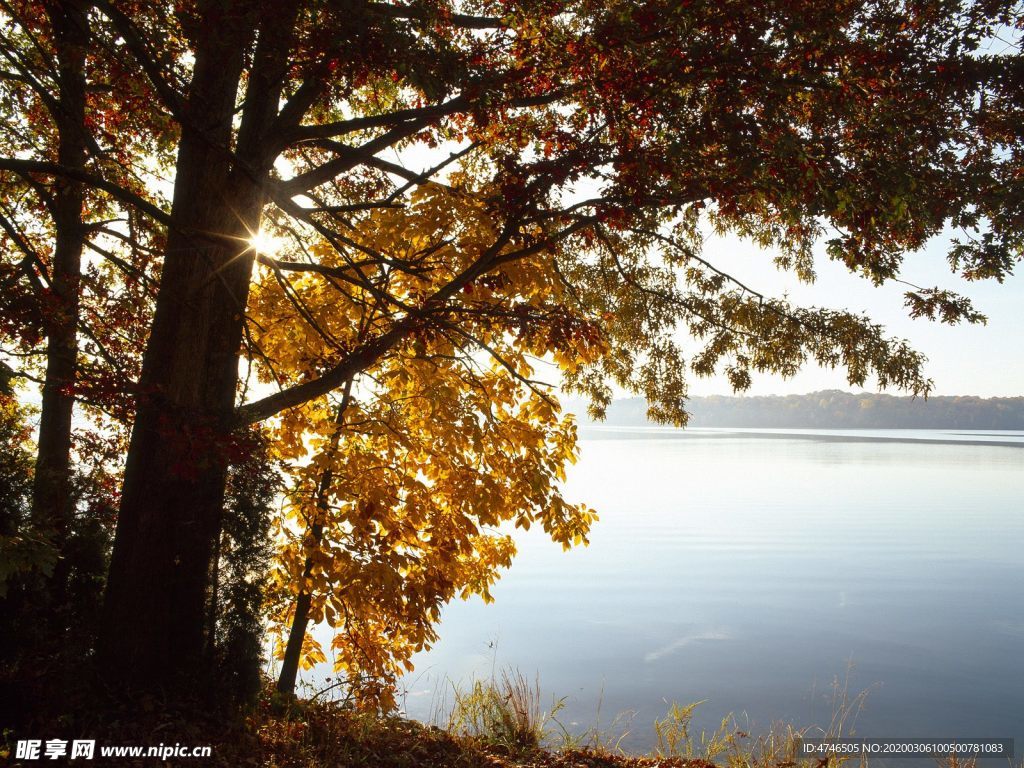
left=669, top=230, right=1024, bottom=398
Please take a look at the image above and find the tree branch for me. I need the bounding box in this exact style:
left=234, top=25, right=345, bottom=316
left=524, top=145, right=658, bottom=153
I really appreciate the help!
left=90, top=0, right=188, bottom=120
left=0, top=157, right=172, bottom=227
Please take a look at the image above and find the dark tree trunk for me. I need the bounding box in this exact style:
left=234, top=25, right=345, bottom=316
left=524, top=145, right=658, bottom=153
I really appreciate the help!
left=31, top=1, right=88, bottom=597
left=98, top=0, right=300, bottom=694
left=276, top=555, right=318, bottom=696
left=277, top=385, right=352, bottom=696
left=98, top=6, right=258, bottom=691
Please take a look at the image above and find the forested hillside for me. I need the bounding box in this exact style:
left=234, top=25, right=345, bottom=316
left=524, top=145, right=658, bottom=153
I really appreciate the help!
left=583, top=392, right=1024, bottom=429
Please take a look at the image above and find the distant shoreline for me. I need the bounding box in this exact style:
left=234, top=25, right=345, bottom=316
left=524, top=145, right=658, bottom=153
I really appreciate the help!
left=567, top=390, right=1024, bottom=431
left=577, top=424, right=1024, bottom=449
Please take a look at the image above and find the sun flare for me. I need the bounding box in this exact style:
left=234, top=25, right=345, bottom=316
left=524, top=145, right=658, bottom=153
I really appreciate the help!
left=249, top=228, right=282, bottom=255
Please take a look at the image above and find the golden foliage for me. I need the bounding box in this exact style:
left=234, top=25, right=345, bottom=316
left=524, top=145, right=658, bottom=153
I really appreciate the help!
left=253, top=185, right=598, bottom=709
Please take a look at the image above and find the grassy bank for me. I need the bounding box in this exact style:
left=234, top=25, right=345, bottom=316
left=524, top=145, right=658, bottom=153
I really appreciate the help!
left=231, top=670, right=859, bottom=768
left=252, top=692, right=715, bottom=768
left=5, top=672, right=1006, bottom=768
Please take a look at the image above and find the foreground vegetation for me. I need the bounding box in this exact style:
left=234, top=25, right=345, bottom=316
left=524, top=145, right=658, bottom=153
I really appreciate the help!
left=209, top=677, right=1024, bottom=768
left=216, top=670, right=1021, bottom=768
left=6, top=666, right=1016, bottom=768
left=252, top=691, right=718, bottom=768
left=0, top=677, right=819, bottom=767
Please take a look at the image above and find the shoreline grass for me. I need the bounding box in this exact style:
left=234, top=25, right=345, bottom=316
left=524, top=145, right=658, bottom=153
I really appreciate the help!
left=247, top=673, right=1018, bottom=768
left=227, top=666, right=1014, bottom=768
left=5, top=671, right=1017, bottom=768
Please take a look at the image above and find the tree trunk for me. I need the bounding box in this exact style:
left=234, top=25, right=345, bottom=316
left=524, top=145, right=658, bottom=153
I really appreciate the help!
left=277, top=384, right=352, bottom=696
left=98, top=5, right=260, bottom=691
left=97, top=0, right=300, bottom=694
left=31, top=0, right=88, bottom=602
left=276, top=555, right=319, bottom=696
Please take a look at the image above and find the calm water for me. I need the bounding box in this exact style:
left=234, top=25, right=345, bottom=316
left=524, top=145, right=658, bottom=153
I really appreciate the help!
left=321, top=429, right=1024, bottom=754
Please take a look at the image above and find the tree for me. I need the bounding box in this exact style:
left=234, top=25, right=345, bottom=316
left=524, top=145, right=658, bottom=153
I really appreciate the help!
left=0, top=6, right=162, bottom=718
left=0, top=0, right=1021, bottom=702
left=250, top=188, right=597, bottom=704
left=0, top=1, right=91, bottom=603
left=0, top=391, right=43, bottom=726
left=212, top=427, right=281, bottom=707
left=0, top=0, right=164, bottom=615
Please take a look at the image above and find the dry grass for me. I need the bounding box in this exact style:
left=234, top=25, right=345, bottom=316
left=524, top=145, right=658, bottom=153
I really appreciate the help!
left=16, top=672, right=1014, bottom=768
left=251, top=683, right=712, bottom=768
left=442, top=669, right=553, bottom=755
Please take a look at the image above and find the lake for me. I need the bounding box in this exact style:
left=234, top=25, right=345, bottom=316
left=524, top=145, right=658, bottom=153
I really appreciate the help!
left=388, top=428, right=1024, bottom=756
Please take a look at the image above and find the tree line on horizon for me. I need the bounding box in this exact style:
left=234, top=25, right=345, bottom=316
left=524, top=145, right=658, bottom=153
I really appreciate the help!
left=588, top=391, right=1024, bottom=429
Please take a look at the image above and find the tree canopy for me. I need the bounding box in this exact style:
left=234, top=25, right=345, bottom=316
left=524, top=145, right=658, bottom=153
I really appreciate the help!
left=0, top=0, right=1021, bottom=713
